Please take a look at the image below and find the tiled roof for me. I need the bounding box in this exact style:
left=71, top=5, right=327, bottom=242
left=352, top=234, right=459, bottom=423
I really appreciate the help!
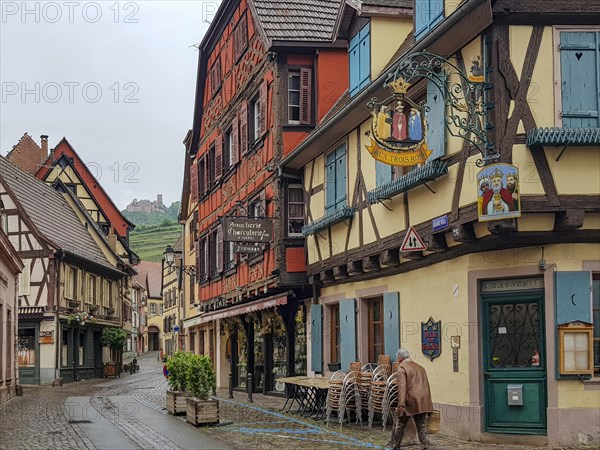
left=134, top=261, right=163, bottom=299
left=0, top=156, right=116, bottom=272
left=362, top=0, right=412, bottom=7
left=252, top=0, right=342, bottom=42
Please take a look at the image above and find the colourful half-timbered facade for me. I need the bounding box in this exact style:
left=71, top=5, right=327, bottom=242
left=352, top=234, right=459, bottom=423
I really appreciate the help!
left=281, top=0, right=600, bottom=447
left=0, top=156, right=128, bottom=384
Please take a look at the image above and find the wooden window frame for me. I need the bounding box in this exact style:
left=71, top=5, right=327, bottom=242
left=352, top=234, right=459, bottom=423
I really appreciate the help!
left=284, top=66, right=313, bottom=127
left=330, top=303, right=340, bottom=364
left=233, top=13, right=248, bottom=62
left=209, top=58, right=222, bottom=98
left=286, top=183, right=304, bottom=237
left=552, top=26, right=600, bottom=127
left=558, top=325, right=594, bottom=376
left=251, top=94, right=261, bottom=143
left=367, top=296, right=384, bottom=363
left=593, top=272, right=600, bottom=375
left=224, top=128, right=232, bottom=173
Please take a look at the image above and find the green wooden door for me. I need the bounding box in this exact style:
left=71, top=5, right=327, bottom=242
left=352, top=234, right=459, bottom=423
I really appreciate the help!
left=483, top=292, right=547, bottom=434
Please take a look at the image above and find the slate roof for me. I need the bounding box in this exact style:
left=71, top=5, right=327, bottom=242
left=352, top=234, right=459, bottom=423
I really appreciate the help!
left=0, top=156, right=116, bottom=272
left=252, top=0, right=343, bottom=42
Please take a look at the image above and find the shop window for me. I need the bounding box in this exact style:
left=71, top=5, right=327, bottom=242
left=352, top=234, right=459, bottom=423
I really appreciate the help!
left=61, top=330, right=69, bottom=367
left=330, top=303, right=340, bottom=364
left=78, top=332, right=85, bottom=365
left=557, top=30, right=600, bottom=128
left=287, top=184, right=304, bottom=237
left=295, top=307, right=307, bottom=375
left=325, top=143, right=347, bottom=214
left=271, top=314, right=288, bottom=388
left=593, top=273, right=600, bottom=375
left=254, top=323, right=264, bottom=390
left=236, top=328, right=247, bottom=388
left=415, top=0, right=444, bottom=41
left=368, top=297, right=384, bottom=363
left=349, top=23, right=370, bottom=97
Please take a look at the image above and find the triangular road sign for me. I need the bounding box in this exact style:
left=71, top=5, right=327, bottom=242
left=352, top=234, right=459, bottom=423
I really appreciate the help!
left=400, top=226, right=427, bottom=252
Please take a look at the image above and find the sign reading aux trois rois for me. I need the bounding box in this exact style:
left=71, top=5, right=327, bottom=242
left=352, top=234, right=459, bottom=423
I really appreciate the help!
left=366, top=77, right=432, bottom=166
left=222, top=217, right=273, bottom=243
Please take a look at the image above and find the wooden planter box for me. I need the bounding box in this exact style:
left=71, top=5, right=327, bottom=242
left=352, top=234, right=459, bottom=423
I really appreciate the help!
left=186, top=398, right=219, bottom=426
left=104, top=363, right=120, bottom=378
left=166, top=390, right=187, bottom=415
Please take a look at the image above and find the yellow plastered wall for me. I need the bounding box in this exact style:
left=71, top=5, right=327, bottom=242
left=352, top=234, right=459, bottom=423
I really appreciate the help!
left=546, top=146, right=600, bottom=195
left=184, top=214, right=196, bottom=320
left=526, top=26, right=555, bottom=128
left=511, top=145, right=544, bottom=195
left=370, top=17, right=412, bottom=79
left=558, top=381, right=600, bottom=409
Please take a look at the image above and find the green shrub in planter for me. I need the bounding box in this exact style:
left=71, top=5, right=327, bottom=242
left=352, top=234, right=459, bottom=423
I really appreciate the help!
left=186, top=354, right=216, bottom=400
left=166, top=351, right=190, bottom=392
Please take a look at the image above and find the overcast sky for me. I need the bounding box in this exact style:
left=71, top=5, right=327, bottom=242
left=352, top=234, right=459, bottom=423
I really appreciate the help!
left=1, top=0, right=219, bottom=209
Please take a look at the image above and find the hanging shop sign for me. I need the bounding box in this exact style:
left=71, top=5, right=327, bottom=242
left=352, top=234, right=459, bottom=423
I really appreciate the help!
left=222, top=218, right=273, bottom=243
left=477, top=163, right=521, bottom=222
left=421, top=317, right=441, bottom=361
left=366, top=77, right=432, bottom=166
left=233, top=243, right=262, bottom=254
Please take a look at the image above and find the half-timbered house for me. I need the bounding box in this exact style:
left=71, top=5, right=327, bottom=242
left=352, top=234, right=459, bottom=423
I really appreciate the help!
left=0, top=156, right=128, bottom=384
left=0, top=227, right=23, bottom=404
left=281, top=0, right=599, bottom=447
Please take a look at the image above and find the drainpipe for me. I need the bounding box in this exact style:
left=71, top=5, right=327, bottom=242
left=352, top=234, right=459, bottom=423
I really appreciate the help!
left=277, top=0, right=489, bottom=170
left=54, top=250, right=65, bottom=383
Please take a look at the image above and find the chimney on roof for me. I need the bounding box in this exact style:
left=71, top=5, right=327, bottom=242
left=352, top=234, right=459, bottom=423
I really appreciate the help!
left=40, top=135, right=49, bottom=156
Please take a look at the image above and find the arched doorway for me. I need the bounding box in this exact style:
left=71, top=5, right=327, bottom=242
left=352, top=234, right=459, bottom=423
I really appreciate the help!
left=147, top=326, right=160, bottom=352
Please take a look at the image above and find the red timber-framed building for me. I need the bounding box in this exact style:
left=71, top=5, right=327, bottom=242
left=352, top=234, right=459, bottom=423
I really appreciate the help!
left=180, top=0, right=348, bottom=393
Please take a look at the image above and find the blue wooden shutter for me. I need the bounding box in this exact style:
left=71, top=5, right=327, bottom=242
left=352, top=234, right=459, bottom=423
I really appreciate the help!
left=349, top=34, right=360, bottom=96
left=325, top=151, right=336, bottom=213
left=555, top=271, right=592, bottom=325
left=335, top=145, right=347, bottom=210
left=376, top=160, right=392, bottom=187
left=560, top=32, right=599, bottom=128
left=426, top=77, right=446, bottom=160
left=339, top=298, right=357, bottom=371
left=359, top=24, right=371, bottom=91
left=415, top=0, right=429, bottom=39
left=430, top=0, right=444, bottom=30
left=383, top=292, right=400, bottom=360
left=310, top=304, right=323, bottom=373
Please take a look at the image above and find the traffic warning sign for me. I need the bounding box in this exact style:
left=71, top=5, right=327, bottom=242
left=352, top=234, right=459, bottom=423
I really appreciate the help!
left=400, top=226, right=427, bottom=252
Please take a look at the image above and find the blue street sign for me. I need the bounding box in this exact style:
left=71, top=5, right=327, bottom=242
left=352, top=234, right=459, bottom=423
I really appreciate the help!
left=173, top=325, right=180, bottom=333
left=432, top=215, right=449, bottom=232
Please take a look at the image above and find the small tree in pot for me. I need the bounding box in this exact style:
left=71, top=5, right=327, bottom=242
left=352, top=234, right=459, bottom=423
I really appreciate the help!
left=165, top=352, right=189, bottom=415
left=100, top=328, right=127, bottom=378
left=185, top=354, right=219, bottom=426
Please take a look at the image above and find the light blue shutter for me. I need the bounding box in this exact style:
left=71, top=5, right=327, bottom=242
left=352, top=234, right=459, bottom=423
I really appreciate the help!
left=339, top=298, right=357, bottom=371
left=310, top=304, right=323, bottom=373
left=325, top=151, right=336, bottom=213
left=349, top=34, right=360, bottom=96
left=335, top=145, right=347, bottom=210
left=426, top=77, right=446, bottom=160
left=555, top=271, right=592, bottom=325
left=430, top=0, right=444, bottom=30
left=415, top=0, right=429, bottom=39
left=376, top=160, right=392, bottom=187
left=383, top=292, right=400, bottom=360
left=359, top=24, right=371, bottom=90
left=560, top=32, right=599, bottom=128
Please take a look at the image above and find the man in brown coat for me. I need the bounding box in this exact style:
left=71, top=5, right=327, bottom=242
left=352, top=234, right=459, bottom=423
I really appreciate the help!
left=391, top=348, right=433, bottom=449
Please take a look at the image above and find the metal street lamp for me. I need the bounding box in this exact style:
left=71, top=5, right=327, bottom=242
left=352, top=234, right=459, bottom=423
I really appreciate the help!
left=164, top=245, right=175, bottom=266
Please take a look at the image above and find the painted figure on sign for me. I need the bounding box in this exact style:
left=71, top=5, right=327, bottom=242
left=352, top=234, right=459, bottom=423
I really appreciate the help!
left=481, top=168, right=515, bottom=215
left=392, top=102, right=408, bottom=140
left=469, top=55, right=484, bottom=83
left=391, top=348, right=433, bottom=450
left=376, top=105, right=393, bottom=140
left=408, top=108, right=423, bottom=142
left=505, top=172, right=519, bottom=210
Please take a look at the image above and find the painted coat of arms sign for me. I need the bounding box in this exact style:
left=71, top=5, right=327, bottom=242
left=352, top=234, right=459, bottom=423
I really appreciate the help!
left=421, top=316, right=441, bottom=361
left=366, top=77, right=432, bottom=166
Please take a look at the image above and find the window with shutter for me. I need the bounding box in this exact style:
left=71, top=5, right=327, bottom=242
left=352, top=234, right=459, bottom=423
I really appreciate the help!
left=287, top=184, right=305, bottom=236
left=231, top=117, right=239, bottom=164
left=415, top=0, right=444, bottom=41
left=233, top=14, right=247, bottom=61
left=223, top=129, right=231, bottom=172
left=260, top=82, right=268, bottom=136
left=215, top=135, right=223, bottom=180
left=190, top=160, right=198, bottom=204
left=195, top=239, right=201, bottom=282
left=251, top=95, right=261, bottom=142
left=288, top=71, right=301, bottom=124
left=426, top=77, right=447, bottom=159
left=349, top=23, right=370, bottom=97
left=239, top=101, right=248, bottom=154
left=199, top=158, right=207, bottom=196
left=559, top=31, right=600, bottom=128
left=208, top=146, right=215, bottom=188
left=209, top=59, right=222, bottom=97
left=209, top=230, right=218, bottom=278
left=324, top=143, right=347, bottom=212
left=300, top=68, right=312, bottom=125
left=216, top=225, right=224, bottom=274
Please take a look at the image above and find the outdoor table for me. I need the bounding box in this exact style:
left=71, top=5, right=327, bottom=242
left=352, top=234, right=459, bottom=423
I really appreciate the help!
left=278, top=376, right=330, bottom=420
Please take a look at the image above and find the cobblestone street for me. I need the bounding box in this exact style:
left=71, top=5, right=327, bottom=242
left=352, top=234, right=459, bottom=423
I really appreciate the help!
left=0, top=352, right=592, bottom=450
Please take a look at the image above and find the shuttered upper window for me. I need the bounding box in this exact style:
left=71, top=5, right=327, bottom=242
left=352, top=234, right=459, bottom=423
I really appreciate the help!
left=287, top=67, right=312, bottom=125
left=558, top=30, right=600, bottom=128
left=325, top=143, right=347, bottom=213
left=233, top=14, right=247, bottom=62
left=415, top=0, right=444, bottom=41
left=349, top=23, right=370, bottom=97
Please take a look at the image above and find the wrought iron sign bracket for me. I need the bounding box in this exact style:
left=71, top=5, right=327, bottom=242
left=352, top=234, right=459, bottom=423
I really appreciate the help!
left=375, top=50, right=495, bottom=167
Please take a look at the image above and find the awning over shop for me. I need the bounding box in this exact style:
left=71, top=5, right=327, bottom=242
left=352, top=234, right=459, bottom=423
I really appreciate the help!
left=199, top=291, right=291, bottom=324
left=18, top=306, right=45, bottom=320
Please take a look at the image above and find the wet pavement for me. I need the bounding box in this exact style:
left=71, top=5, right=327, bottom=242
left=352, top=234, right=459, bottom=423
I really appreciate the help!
left=0, top=352, right=590, bottom=449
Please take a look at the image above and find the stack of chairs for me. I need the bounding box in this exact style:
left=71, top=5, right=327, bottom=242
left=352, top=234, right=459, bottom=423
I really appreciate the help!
left=367, top=364, right=391, bottom=427
left=325, top=370, right=345, bottom=426
left=381, top=371, right=399, bottom=431
left=339, top=369, right=363, bottom=427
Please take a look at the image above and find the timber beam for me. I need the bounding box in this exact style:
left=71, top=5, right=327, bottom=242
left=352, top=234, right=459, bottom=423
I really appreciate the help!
left=363, top=256, right=381, bottom=272
left=380, top=249, right=400, bottom=267
left=401, top=251, right=423, bottom=260
left=488, top=219, right=518, bottom=235
left=320, top=270, right=335, bottom=284
left=451, top=223, right=476, bottom=243
left=554, top=210, right=584, bottom=232
left=333, top=265, right=349, bottom=280
left=347, top=260, right=364, bottom=276
left=427, top=233, right=448, bottom=252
